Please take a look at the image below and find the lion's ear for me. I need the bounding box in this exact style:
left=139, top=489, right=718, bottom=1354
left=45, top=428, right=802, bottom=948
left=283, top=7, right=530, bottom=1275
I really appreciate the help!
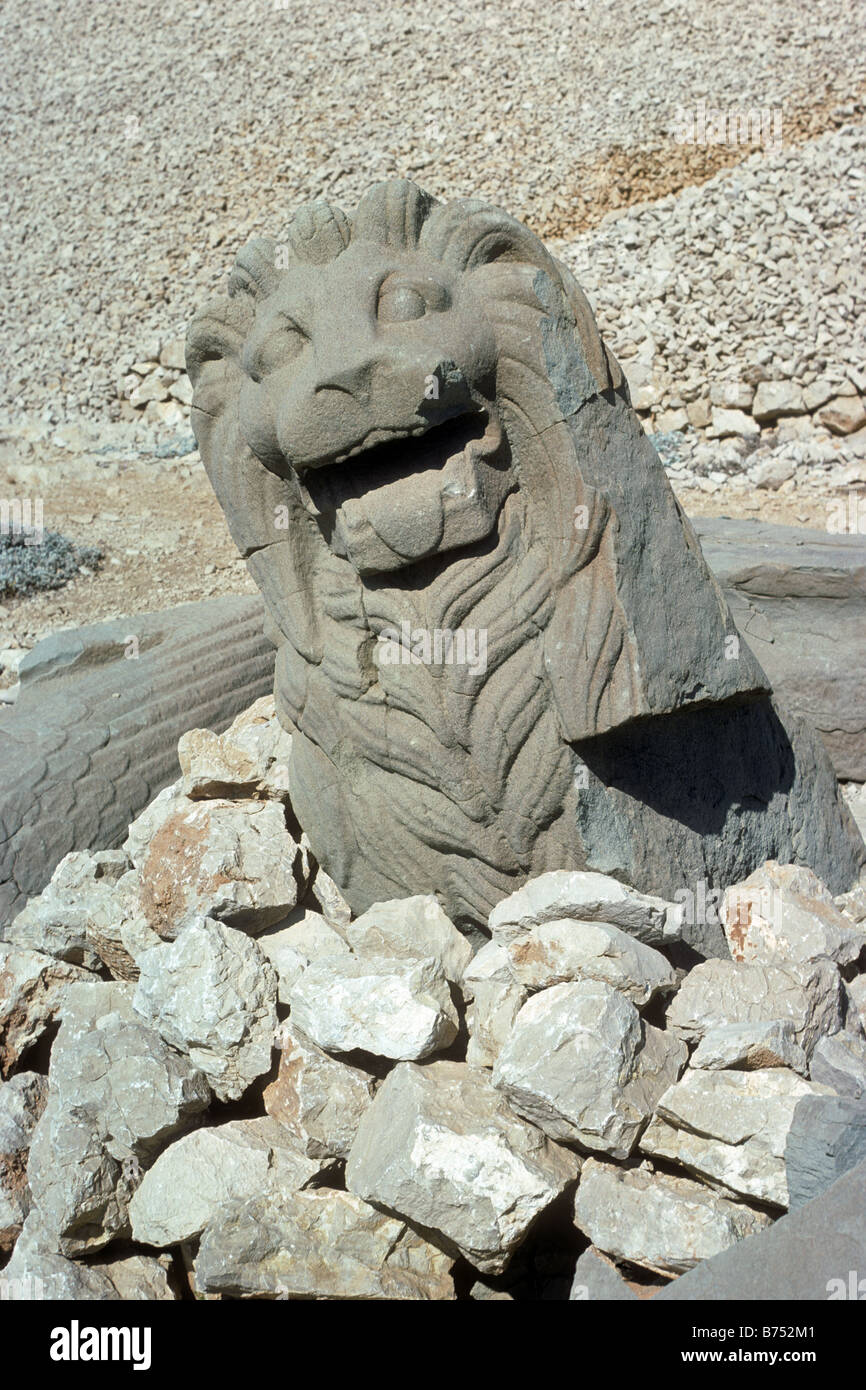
left=419, top=200, right=561, bottom=277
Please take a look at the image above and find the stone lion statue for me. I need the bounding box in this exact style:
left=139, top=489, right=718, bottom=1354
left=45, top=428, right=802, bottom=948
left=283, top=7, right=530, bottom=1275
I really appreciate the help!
left=188, top=179, right=863, bottom=946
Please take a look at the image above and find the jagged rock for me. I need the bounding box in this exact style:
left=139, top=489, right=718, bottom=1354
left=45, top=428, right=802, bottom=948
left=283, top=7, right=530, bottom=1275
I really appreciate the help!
left=722, top=861, right=866, bottom=968
left=178, top=695, right=292, bottom=801
left=493, top=980, right=686, bottom=1158
left=752, top=380, right=806, bottom=422
left=129, top=1117, right=329, bottom=1247
left=93, top=1253, right=177, bottom=1301
left=289, top=954, right=458, bottom=1062
left=0, top=945, right=93, bottom=1077
left=462, top=941, right=513, bottom=996
left=135, top=797, right=307, bottom=938
left=346, top=1060, right=579, bottom=1273
left=466, top=978, right=528, bottom=1068
left=569, top=1246, right=637, bottom=1301
left=666, top=957, right=843, bottom=1055
left=28, top=982, right=210, bottom=1254
left=0, top=1071, right=47, bottom=1250
left=503, top=918, right=676, bottom=1004
left=784, top=1094, right=866, bottom=1209
left=690, top=1020, right=808, bottom=1075
left=2, top=1211, right=176, bottom=1299
left=489, top=871, right=679, bottom=948
left=306, top=845, right=353, bottom=930
left=815, top=394, right=866, bottom=435
left=263, top=1023, right=375, bottom=1160
left=574, top=1158, right=772, bottom=1277
left=641, top=1067, right=832, bottom=1208
left=132, top=918, right=278, bottom=1101
left=342, top=895, right=472, bottom=985
left=193, top=1188, right=455, bottom=1300
left=810, top=1029, right=866, bottom=1099
left=848, top=975, right=866, bottom=1034
left=256, top=907, right=352, bottom=1003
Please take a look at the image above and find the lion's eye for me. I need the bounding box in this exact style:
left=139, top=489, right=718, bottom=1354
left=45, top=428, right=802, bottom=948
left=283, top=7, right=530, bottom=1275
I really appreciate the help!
left=377, top=276, right=450, bottom=324
left=242, top=317, right=308, bottom=382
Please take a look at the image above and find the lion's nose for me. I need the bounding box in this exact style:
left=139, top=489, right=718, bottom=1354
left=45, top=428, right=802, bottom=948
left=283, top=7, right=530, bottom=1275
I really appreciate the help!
left=313, top=360, right=372, bottom=402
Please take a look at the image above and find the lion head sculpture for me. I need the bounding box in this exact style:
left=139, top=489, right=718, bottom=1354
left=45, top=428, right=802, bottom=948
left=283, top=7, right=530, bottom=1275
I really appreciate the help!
left=187, top=179, right=862, bottom=938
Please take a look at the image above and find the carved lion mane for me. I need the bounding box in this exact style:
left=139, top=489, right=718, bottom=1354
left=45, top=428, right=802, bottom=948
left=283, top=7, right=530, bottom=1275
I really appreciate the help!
left=187, top=179, right=767, bottom=930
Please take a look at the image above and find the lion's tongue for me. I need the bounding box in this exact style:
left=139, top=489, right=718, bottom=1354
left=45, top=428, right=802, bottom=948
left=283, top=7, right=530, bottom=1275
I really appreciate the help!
left=338, top=463, right=447, bottom=560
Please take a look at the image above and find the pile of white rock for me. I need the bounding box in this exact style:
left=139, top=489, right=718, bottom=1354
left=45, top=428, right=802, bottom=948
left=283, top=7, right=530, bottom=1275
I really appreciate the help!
left=2, top=698, right=865, bottom=1300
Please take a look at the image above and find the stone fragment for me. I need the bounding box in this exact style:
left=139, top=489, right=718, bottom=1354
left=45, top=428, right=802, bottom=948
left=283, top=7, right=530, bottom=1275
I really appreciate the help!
left=574, top=1158, right=772, bottom=1276
left=686, top=398, right=711, bottom=429
left=1, top=1211, right=176, bottom=1299
left=489, top=870, right=679, bottom=948
left=654, top=408, right=688, bottom=433
left=815, top=395, right=866, bottom=435
left=28, top=982, right=210, bottom=1254
left=569, top=1246, right=637, bottom=1301
left=137, top=797, right=306, bottom=937
left=178, top=695, right=292, bottom=801
left=847, top=976, right=866, bottom=1034
left=7, top=850, right=142, bottom=980
left=810, top=1029, right=866, bottom=1099
left=776, top=1094, right=866, bottom=1209
left=0, top=1071, right=47, bottom=1251
left=710, top=381, right=754, bottom=411
left=504, top=917, right=676, bottom=1004
left=289, top=953, right=458, bottom=1061
left=95, top=1253, right=177, bottom=1301
left=133, top=919, right=278, bottom=1101
left=641, top=1067, right=832, bottom=1207
left=493, top=980, right=686, bottom=1158
left=466, top=977, right=527, bottom=1068
left=159, top=338, right=187, bottom=370
left=193, top=1189, right=455, bottom=1300
left=802, top=378, right=835, bottom=412
left=129, top=1117, right=328, bottom=1247
left=722, top=861, right=866, bottom=969
left=346, top=1060, right=579, bottom=1273
left=752, top=380, right=807, bottom=422
left=690, top=1020, right=808, bottom=1075
left=257, top=907, right=352, bottom=1002
left=667, top=957, right=843, bottom=1055
left=343, top=894, right=472, bottom=985
left=0, top=945, right=93, bottom=1077
left=462, top=940, right=514, bottom=996
left=707, top=407, right=759, bottom=438
left=263, top=1023, right=375, bottom=1159
left=307, top=852, right=353, bottom=930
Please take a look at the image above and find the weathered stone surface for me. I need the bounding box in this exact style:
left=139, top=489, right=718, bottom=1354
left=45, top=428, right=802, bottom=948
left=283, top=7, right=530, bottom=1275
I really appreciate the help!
left=133, top=919, right=278, bottom=1101
left=641, top=1067, right=832, bottom=1208
left=569, top=1246, right=637, bottom=1301
left=690, top=1020, right=808, bottom=1075
left=256, top=907, right=352, bottom=1003
left=129, top=1117, right=327, bottom=1247
left=784, top=1094, right=866, bottom=1209
left=489, top=870, right=679, bottom=948
left=346, top=1060, right=579, bottom=1273
left=503, top=917, right=677, bottom=1004
left=94, top=1253, right=177, bottom=1301
left=2, top=1211, right=176, bottom=1299
left=193, top=1188, right=455, bottom=1300
left=263, top=1023, right=375, bottom=1159
left=815, top=394, right=866, bottom=435
left=848, top=975, right=866, bottom=1034
left=574, top=1158, right=772, bottom=1276
left=178, top=695, right=292, bottom=801
left=0, top=1071, right=47, bottom=1251
left=343, top=894, right=472, bottom=985
left=189, top=180, right=861, bottom=933
left=751, top=380, right=806, bottom=422
left=667, top=957, right=843, bottom=1055
left=136, top=797, right=306, bottom=938
left=493, top=981, right=686, bottom=1158
left=0, top=595, right=275, bottom=928
left=810, top=1029, right=866, bottom=1099
left=722, top=861, right=866, bottom=968
left=0, top=945, right=93, bottom=1077
left=28, top=982, right=210, bottom=1254
left=306, top=843, right=353, bottom=930
left=466, top=977, right=528, bottom=1068
left=289, top=953, right=458, bottom=1061
left=462, top=940, right=513, bottom=995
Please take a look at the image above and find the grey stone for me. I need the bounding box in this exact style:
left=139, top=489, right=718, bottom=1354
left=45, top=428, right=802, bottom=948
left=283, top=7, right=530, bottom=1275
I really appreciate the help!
left=667, top=957, right=844, bottom=1055
left=690, top=1020, right=808, bottom=1075
left=641, top=1067, right=832, bottom=1208
left=263, top=1022, right=375, bottom=1159
left=189, top=179, right=862, bottom=935
left=177, top=694, right=292, bottom=801
left=342, top=894, right=472, bottom=985
left=784, top=1094, right=866, bottom=1209
left=289, top=953, right=458, bottom=1061
left=815, top=395, right=866, bottom=435
left=503, top=917, right=677, bottom=1004
left=752, top=380, right=807, bottom=422
left=489, top=870, right=679, bottom=947
left=492, top=980, right=686, bottom=1158
left=8, top=850, right=140, bottom=980
left=722, top=861, right=866, bottom=969
left=256, top=907, right=352, bottom=1003
left=0, top=1071, right=47, bottom=1251
left=193, top=1189, right=455, bottom=1300
left=569, top=1246, right=637, bottom=1301
left=132, top=918, right=278, bottom=1101
left=2, top=1211, right=176, bottom=1299
left=657, top=1159, right=866, bottom=1301
left=466, top=977, right=528, bottom=1068
left=345, top=1059, right=579, bottom=1273
left=0, top=595, right=275, bottom=927
left=574, top=1158, right=772, bottom=1276
left=0, top=945, right=93, bottom=1077
left=28, top=982, right=210, bottom=1254
left=129, top=1117, right=328, bottom=1247
left=810, top=1029, right=866, bottom=1099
